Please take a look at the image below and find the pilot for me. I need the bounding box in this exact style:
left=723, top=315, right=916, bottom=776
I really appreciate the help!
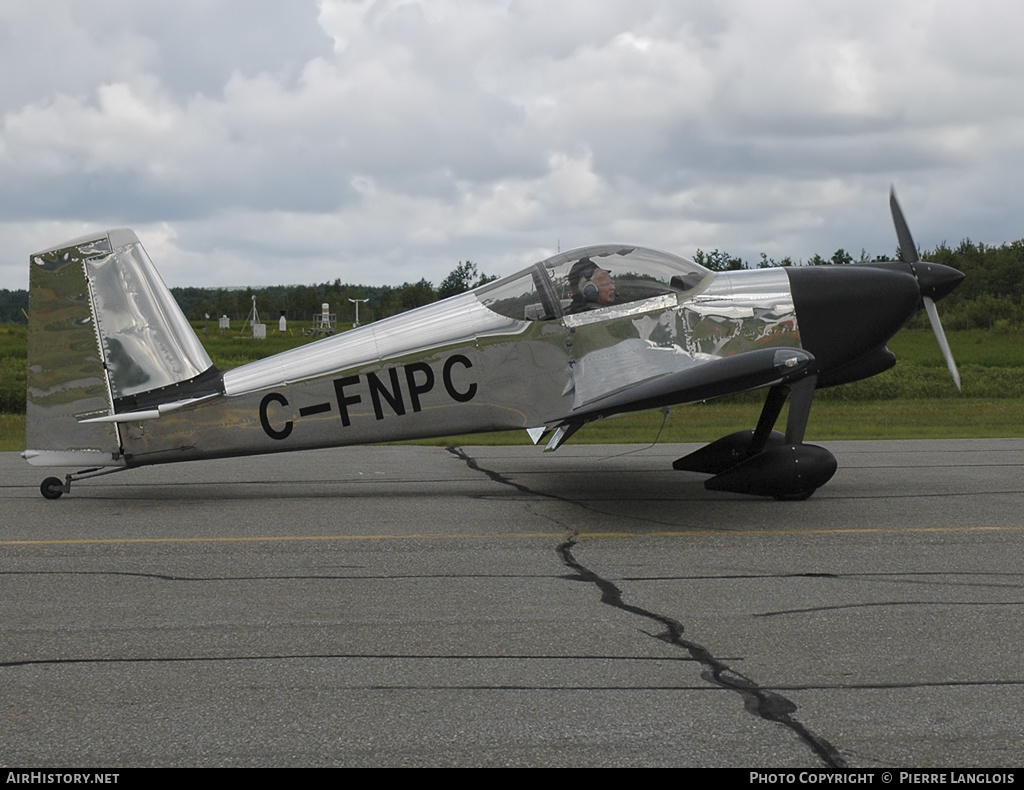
left=567, top=258, right=616, bottom=313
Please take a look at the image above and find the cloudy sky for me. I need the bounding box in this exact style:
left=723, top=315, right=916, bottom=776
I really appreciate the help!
left=2, top=0, right=1023, bottom=291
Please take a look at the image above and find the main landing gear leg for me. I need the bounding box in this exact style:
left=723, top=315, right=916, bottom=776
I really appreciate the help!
left=751, top=383, right=789, bottom=453
left=672, top=383, right=790, bottom=476
left=769, top=374, right=833, bottom=500
left=784, top=375, right=816, bottom=446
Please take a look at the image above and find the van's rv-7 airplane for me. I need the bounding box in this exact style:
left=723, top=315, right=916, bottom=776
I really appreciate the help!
left=24, top=191, right=963, bottom=500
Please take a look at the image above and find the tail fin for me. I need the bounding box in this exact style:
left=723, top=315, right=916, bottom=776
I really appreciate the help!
left=23, top=229, right=220, bottom=467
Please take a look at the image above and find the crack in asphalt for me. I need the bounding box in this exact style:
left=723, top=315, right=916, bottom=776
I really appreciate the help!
left=755, top=600, right=1024, bottom=617
left=445, top=446, right=571, bottom=503
left=0, top=653, right=696, bottom=669
left=449, top=445, right=847, bottom=768
left=4, top=649, right=1022, bottom=695
left=557, top=538, right=847, bottom=768
left=444, top=444, right=700, bottom=532
left=445, top=446, right=586, bottom=535
left=622, top=571, right=1024, bottom=585
left=0, top=570, right=555, bottom=582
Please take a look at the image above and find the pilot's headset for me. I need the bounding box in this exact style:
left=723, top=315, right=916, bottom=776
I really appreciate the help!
left=576, top=261, right=600, bottom=302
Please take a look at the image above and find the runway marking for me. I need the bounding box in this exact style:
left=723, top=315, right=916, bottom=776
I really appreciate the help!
left=2, top=524, right=1023, bottom=547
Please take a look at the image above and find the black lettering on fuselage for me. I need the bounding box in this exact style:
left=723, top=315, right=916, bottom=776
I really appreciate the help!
left=298, top=402, right=332, bottom=417
left=367, top=368, right=406, bottom=420
left=404, top=362, right=435, bottom=413
left=259, top=392, right=293, bottom=440
left=262, top=356, right=478, bottom=437
left=442, top=354, right=477, bottom=402
left=332, top=375, right=362, bottom=427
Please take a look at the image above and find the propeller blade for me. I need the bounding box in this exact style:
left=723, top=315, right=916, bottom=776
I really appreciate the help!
left=889, top=188, right=920, bottom=265
left=923, top=296, right=961, bottom=391
left=890, top=188, right=962, bottom=390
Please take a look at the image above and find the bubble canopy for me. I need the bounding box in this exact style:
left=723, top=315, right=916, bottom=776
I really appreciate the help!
left=476, top=245, right=714, bottom=322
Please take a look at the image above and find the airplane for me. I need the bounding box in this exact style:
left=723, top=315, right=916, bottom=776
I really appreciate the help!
left=23, top=190, right=963, bottom=501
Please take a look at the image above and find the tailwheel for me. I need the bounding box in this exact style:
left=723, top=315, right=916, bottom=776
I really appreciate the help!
left=36, top=466, right=126, bottom=499
left=40, top=477, right=66, bottom=500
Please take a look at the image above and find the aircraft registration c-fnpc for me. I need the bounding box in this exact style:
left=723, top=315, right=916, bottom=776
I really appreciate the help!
left=258, top=353, right=478, bottom=440
left=23, top=191, right=963, bottom=500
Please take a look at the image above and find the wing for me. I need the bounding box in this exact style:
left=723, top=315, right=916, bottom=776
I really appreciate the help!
left=533, top=346, right=814, bottom=451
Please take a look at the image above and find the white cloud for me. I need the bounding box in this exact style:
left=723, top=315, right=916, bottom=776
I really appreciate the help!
left=3, top=0, right=1024, bottom=291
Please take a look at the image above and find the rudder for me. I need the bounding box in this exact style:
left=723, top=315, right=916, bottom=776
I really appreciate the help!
left=23, top=229, right=219, bottom=468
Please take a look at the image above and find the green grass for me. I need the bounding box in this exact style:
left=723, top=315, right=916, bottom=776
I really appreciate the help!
left=0, top=324, right=27, bottom=414
left=189, top=320, right=344, bottom=369
left=0, top=414, right=24, bottom=450
left=889, top=326, right=1024, bottom=368
left=0, top=323, right=27, bottom=358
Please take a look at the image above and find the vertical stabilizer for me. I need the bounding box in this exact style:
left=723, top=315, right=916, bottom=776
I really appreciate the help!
left=23, top=229, right=218, bottom=467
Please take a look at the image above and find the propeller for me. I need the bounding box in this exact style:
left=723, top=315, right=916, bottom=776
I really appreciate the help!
left=889, top=188, right=962, bottom=391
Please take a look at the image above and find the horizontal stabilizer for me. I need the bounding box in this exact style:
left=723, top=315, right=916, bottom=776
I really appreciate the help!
left=78, top=394, right=221, bottom=424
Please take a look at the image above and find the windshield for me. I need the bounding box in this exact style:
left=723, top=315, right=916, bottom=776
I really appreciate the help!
left=476, top=245, right=713, bottom=321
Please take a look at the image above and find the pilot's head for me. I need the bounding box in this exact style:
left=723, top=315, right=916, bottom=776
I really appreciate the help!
left=570, top=258, right=615, bottom=307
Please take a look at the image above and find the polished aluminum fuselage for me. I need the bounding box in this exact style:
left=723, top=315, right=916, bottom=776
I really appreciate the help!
left=25, top=230, right=802, bottom=470
left=119, top=269, right=798, bottom=467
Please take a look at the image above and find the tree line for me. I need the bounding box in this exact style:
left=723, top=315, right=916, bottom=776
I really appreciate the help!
left=1, top=240, right=1022, bottom=328
left=167, top=259, right=497, bottom=325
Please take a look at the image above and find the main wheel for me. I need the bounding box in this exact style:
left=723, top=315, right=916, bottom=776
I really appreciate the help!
left=40, top=477, right=64, bottom=499
left=774, top=488, right=816, bottom=501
